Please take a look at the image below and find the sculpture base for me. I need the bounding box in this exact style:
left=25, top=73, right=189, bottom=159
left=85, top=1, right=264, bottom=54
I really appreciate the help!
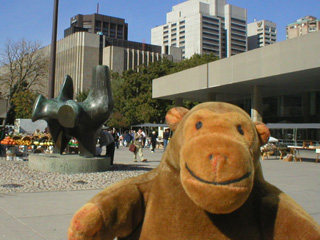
left=28, top=153, right=111, bottom=173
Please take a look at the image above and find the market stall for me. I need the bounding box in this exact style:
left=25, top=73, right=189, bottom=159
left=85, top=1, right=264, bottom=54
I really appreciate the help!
left=1, top=134, right=54, bottom=160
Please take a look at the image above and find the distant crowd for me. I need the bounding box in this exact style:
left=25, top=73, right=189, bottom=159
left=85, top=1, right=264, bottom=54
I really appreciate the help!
left=97, top=128, right=172, bottom=165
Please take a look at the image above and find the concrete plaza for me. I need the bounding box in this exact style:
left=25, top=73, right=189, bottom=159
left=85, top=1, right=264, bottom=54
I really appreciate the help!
left=0, top=147, right=319, bottom=240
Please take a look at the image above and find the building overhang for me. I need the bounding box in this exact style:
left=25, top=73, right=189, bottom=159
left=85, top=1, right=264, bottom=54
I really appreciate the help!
left=152, top=31, right=320, bottom=102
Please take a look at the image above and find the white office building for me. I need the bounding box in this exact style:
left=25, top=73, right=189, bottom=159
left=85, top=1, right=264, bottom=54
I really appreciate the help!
left=247, top=20, right=277, bottom=50
left=151, top=0, right=247, bottom=59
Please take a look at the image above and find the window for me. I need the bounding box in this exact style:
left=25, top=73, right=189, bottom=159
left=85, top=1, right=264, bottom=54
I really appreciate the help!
left=202, top=26, right=219, bottom=33
left=203, top=37, right=219, bottom=43
left=83, top=21, right=91, bottom=29
left=203, top=16, right=219, bottom=23
left=203, top=21, right=219, bottom=28
left=95, top=21, right=101, bottom=31
left=231, top=18, right=246, bottom=25
left=103, top=23, right=109, bottom=33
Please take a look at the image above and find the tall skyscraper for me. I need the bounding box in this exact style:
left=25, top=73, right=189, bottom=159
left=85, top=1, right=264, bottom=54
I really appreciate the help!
left=247, top=20, right=277, bottom=50
left=286, top=16, right=320, bottom=39
left=151, top=0, right=247, bottom=59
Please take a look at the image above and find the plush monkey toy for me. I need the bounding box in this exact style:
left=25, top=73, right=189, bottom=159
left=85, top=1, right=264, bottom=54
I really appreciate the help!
left=68, top=102, right=320, bottom=240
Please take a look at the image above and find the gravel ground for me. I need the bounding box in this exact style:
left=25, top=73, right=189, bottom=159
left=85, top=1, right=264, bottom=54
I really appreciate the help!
left=0, top=159, right=152, bottom=193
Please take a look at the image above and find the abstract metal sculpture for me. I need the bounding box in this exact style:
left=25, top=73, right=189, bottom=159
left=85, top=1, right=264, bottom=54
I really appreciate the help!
left=32, top=65, right=113, bottom=157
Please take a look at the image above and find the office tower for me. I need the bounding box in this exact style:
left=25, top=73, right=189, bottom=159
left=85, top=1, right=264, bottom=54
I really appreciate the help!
left=247, top=20, right=277, bottom=50
left=64, top=14, right=128, bottom=40
left=151, top=0, right=247, bottom=59
left=286, top=16, right=320, bottom=39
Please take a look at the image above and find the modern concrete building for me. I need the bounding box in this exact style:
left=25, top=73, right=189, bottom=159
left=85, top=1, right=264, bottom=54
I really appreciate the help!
left=39, top=32, right=181, bottom=97
left=103, top=37, right=181, bottom=73
left=247, top=20, right=277, bottom=50
left=286, top=16, right=320, bottom=39
left=64, top=14, right=128, bottom=40
left=151, top=0, right=247, bottom=59
left=153, top=30, right=320, bottom=124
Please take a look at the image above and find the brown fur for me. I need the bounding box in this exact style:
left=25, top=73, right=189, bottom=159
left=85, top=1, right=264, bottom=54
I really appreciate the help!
left=69, top=102, right=320, bottom=240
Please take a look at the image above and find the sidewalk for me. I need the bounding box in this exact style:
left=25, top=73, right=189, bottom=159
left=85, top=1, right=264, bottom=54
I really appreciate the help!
left=0, top=147, right=319, bottom=240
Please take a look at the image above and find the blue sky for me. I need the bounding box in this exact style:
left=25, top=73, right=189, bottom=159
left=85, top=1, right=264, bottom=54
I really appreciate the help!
left=1, top=0, right=320, bottom=49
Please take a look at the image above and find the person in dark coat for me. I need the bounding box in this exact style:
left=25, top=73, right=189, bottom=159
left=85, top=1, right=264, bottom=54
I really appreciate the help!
left=150, top=131, right=157, bottom=153
left=98, top=129, right=115, bottom=165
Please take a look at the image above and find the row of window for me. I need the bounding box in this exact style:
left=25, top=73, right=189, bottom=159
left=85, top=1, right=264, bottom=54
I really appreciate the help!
left=202, top=16, right=219, bottom=23
left=203, top=43, right=219, bottom=49
left=163, top=39, right=185, bottom=45
left=202, top=48, right=219, bottom=56
left=164, top=26, right=185, bottom=34
left=231, top=27, right=246, bottom=34
left=264, top=27, right=276, bottom=33
left=231, top=48, right=246, bottom=55
left=163, top=31, right=185, bottom=39
left=202, top=21, right=220, bottom=28
left=231, top=33, right=246, bottom=40
left=231, top=22, right=246, bottom=29
left=231, top=42, right=246, bottom=49
left=231, top=17, right=246, bottom=25
left=203, top=26, right=219, bottom=33
left=203, top=36, right=219, bottom=42
left=232, top=38, right=246, bottom=45
left=163, top=22, right=186, bottom=30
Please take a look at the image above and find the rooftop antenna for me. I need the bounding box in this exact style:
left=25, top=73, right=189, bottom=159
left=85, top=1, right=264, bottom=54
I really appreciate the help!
left=97, top=3, right=99, bottom=14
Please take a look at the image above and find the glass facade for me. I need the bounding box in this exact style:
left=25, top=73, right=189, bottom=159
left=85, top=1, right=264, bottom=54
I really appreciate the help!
left=230, top=91, right=320, bottom=143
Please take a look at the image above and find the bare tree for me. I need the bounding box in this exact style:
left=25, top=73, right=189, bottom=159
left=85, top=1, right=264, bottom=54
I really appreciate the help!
left=0, top=39, right=49, bottom=123
left=0, top=39, right=49, bottom=101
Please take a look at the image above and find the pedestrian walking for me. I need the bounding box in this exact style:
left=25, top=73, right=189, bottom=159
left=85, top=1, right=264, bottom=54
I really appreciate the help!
left=133, top=128, right=147, bottom=162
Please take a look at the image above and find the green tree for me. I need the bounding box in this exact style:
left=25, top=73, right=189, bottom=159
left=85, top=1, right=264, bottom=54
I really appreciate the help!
left=75, top=89, right=89, bottom=102
left=11, top=89, right=37, bottom=119
left=107, top=111, right=130, bottom=129
left=107, top=53, right=218, bottom=128
left=170, top=53, right=218, bottom=74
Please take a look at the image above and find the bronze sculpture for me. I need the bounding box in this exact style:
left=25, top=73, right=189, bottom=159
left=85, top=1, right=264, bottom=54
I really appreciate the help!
left=32, top=65, right=113, bottom=157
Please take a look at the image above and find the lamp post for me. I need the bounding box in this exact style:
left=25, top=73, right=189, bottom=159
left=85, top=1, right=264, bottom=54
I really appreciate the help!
left=49, top=0, right=59, bottom=98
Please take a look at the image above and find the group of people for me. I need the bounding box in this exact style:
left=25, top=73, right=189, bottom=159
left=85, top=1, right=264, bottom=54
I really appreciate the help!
left=97, top=127, right=172, bottom=165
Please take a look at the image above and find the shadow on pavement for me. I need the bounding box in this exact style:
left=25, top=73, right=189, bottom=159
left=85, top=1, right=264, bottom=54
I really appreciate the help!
left=109, top=164, right=154, bottom=172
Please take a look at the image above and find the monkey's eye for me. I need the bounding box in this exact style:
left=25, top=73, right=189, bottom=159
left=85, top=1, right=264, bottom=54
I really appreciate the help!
left=237, top=125, right=244, bottom=135
left=195, top=121, right=202, bottom=130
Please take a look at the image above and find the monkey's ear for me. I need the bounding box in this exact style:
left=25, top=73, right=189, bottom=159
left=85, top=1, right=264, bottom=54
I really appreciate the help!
left=165, top=107, right=189, bottom=131
left=254, top=122, right=270, bottom=146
